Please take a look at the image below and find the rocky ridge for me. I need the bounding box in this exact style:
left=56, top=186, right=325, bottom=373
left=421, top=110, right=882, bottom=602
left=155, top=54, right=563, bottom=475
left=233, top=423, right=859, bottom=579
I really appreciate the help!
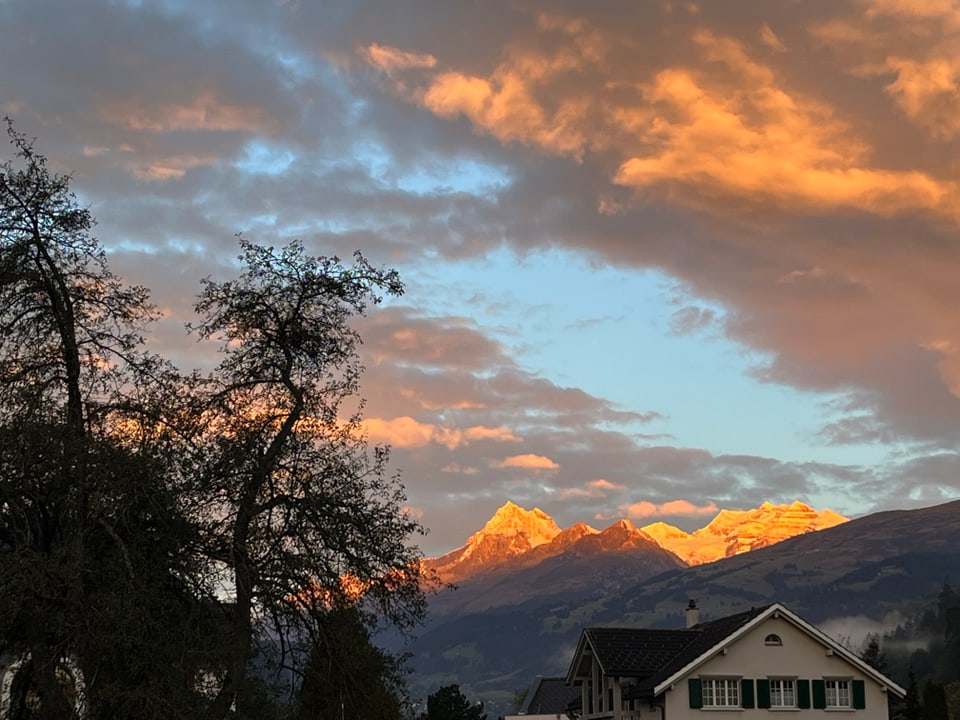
left=642, top=500, right=848, bottom=564
left=426, top=500, right=848, bottom=582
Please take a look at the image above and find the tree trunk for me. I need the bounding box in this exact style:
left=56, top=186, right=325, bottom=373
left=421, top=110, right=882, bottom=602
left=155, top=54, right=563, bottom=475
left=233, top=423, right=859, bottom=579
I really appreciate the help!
left=31, top=646, right=75, bottom=720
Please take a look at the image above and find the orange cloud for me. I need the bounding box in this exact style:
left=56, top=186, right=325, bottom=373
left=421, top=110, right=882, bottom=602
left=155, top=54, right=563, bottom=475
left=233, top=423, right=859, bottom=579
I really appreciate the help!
left=379, top=17, right=959, bottom=219
left=815, top=1, right=960, bottom=139
left=361, top=417, right=520, bottom=449
left=885, top=56, right=960, bottom=138
left=619, top=499, right=719, bottom=519
left=923, top=339, right=960, bottom=397
left=556, top=478, right=625, bottom=499
left=369, top=12, right=603, bottom=159
left=613, top=31, right=955, bottom=217
left=464, top=426, right=522, bottom=443
left=365, top=43, right=437, bottom=75
left=441, top=463, right=479, bottom=475
left=493, top=453, right=560, bottom=470
left=861, top=0, right=959, bottom=20
left=422, top=70, right=590, bottom=158
left=104, top=91, right=273, bottom=132
left=759, top=23, right=787, bottom=52
left=129, top=154, right=217, bottom=180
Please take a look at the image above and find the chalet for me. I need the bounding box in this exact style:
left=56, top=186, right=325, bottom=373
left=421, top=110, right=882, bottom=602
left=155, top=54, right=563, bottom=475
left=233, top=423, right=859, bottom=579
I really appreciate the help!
left=565, top=601, right=905, bottom=719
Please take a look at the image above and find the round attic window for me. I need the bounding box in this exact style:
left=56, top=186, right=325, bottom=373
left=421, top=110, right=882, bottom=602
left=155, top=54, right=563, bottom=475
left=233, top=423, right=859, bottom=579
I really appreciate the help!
left=764, top=633, right=783, bottom=646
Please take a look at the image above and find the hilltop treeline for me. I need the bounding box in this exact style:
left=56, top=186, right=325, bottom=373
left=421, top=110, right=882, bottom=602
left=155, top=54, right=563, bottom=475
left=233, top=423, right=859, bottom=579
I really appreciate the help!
left=859, top=581, right=960, bottom=720
left=873, top=581, right=960, bottom=686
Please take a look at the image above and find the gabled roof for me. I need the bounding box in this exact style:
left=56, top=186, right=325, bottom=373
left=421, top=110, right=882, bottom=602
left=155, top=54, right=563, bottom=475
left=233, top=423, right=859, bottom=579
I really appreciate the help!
left=565, top=627, right=692, bottom=682
left=518, top=677, right=580, bottom=716
left=632, top=605, right=770, bottom=694
left=646, top=603, right=905, bottom=699
left=565, top=606, right=766, bottom=685
left=566, top=602, right=906, bottom=701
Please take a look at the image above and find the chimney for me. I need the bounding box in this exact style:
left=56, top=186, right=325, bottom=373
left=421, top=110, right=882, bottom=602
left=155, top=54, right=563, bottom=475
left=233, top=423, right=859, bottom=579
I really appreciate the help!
left=685, top=599, right=699, bottom=628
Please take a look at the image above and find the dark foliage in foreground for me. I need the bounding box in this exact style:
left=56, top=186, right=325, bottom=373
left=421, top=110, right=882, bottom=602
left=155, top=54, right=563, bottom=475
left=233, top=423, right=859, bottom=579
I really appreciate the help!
left=0, top=119, right=429, bottom=719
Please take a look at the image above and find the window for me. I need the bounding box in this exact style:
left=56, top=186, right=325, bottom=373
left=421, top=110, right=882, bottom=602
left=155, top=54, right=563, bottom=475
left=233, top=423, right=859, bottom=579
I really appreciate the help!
left=825, top=679, right=851, bottom=708
left=813, top=678, right=864, bottom=710
left=702, top=678, right=740, bottom=708
left=764, top=633, right=783, bottom=646
left=769, top=679, right=796, bottom=708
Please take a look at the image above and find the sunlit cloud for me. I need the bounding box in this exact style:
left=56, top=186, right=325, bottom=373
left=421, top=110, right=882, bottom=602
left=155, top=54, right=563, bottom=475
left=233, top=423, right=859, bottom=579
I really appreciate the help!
left=375, top=12, right=605, bottom=159
left=861, top=0, right=960, bottom=20
left=493, top=453, right=560, bottom=470
left=383, top=18, right=959, bottom=219
left=5, top=0, right=960, bottom=558
left=421, top=71, right=590, bottom=158
left=815, top=0, right=960, bottom=139
left=556, top=478, right=626, bottom=499
left=103, top=91, right=274, bottom=132
left=885, top=56, right=960, bottom=138
left=362, top=417, right=521, bottom=450
left=365, top=43, right=437, bottom=75
left=442, top=463, right=479, bottom=475
left=759, top=23, right=788, bottom=52
left=619, top=499, right=720, bottom=519
left=613, top=31, right=956, bottom=217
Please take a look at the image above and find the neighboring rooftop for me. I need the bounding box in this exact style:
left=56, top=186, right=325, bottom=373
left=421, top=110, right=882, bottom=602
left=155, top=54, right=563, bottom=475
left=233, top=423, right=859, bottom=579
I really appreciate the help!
left=518, top=677, right=581, bottom=716
left=567, top=604, right=772, bottom=698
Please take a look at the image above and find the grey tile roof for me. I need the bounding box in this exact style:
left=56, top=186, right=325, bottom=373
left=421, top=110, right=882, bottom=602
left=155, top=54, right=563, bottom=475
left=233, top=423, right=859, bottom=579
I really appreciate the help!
left=568, top=605, right=772, bottom=703
left=629, top=604, right=771, bottom=697
left=582, top=627, right=697, bottom=677
left=519, top=677, right=581, bottom=715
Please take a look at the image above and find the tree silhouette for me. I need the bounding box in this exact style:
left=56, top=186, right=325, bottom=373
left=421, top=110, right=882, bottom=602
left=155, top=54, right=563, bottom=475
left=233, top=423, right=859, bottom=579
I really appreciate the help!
left=0, top=120, right=429, bottom=719
left=0, top=118, right=213, bottom=719
left=185, top=239, right=429, bottom=718
left=422, top=684, right=486, bottom=720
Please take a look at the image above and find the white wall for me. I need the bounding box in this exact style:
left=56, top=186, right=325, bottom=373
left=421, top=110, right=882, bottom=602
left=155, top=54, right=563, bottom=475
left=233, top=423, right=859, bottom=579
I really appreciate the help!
left=662, top=615, right=892, bottom=720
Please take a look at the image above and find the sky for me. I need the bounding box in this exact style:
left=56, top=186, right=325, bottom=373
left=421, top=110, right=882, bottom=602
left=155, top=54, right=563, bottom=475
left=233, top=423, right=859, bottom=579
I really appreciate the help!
left=2, top=0, right=959, bottom=556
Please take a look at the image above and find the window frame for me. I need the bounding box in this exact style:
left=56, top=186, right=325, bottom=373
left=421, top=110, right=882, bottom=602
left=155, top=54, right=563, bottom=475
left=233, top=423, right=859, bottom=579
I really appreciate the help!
left=701, top=677, right=741, bottom=709
left=824, top=678, right=852, bottom=709
left=768, top=678, right=797, bottom=709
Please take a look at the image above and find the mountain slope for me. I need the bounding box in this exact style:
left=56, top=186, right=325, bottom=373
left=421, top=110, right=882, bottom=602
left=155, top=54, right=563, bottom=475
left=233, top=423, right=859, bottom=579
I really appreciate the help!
left=402, top=500, right=960, bottom=712
left=428, top=518, right=684, bottom=616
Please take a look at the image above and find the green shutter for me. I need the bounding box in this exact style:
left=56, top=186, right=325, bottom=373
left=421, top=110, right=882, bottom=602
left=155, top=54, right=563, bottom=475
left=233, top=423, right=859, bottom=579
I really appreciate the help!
left=689, top=678, right=703, bottom=709
left=813, top=679, right=826, bottom=709
left=797, top=679, right=811, bottom=709
left=741, top=678, right=755, bottom=709
left=852, top=680, right=866, bottom=709
left=756, top=679, right=770, bottom=709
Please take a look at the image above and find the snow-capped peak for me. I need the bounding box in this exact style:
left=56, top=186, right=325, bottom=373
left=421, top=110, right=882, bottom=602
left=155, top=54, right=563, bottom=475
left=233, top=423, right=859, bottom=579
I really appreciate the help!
left=467, top=501, right=561, bottom=549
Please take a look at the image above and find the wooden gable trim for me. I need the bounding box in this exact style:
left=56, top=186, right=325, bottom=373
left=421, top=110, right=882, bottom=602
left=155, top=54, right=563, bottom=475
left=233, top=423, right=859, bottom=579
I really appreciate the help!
left=653, top=603, right=906, bottom=698
left=565, top=629, right=600, bottom=685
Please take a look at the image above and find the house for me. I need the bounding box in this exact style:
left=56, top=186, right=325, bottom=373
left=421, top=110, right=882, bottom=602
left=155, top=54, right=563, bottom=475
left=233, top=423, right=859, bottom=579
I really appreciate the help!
left=502, top=676, right=582, bottom=720
left=565, top=601, right=905, bottom=719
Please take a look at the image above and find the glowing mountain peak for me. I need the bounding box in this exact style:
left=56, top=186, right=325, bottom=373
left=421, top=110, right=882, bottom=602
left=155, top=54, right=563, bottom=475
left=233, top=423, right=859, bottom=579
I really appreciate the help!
left=425, top=500, right=849, bottom=581
left=472, top=501, right=561, bottom=547
left=659, top=501, right=848, bottom=565
left=642, top=521, right=690, bottom=542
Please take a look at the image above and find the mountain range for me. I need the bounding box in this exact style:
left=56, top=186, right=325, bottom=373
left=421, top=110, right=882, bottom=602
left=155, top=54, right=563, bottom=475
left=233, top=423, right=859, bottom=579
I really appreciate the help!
left=399, top=499, right=960, bottom=715
left=424, top=499, right=847, bottom=585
